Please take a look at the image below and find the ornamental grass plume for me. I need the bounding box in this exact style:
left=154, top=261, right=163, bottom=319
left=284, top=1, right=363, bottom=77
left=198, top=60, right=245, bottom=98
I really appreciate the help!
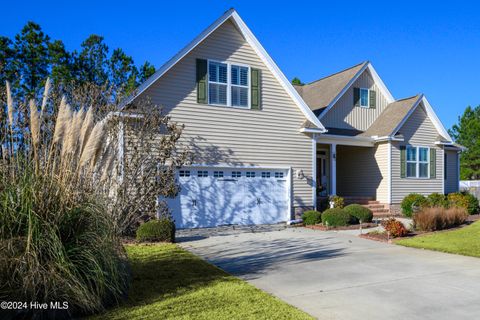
left=6, top=81, right=13, bottom=127
left=0, top=81, right=128, bottom=318
left=40, top=77, right=51, bottom=118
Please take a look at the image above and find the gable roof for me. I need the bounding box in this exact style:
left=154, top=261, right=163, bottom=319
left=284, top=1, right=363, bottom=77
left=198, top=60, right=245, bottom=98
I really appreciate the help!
left=120, top=9, right=326, bottom=132
left=362, top=95, right=422, bottom=138
left=361, top=94, right=453, bottom=142
left=294, top=62, right=367, bottom=113
left=294, top=62, right=395, bottom=117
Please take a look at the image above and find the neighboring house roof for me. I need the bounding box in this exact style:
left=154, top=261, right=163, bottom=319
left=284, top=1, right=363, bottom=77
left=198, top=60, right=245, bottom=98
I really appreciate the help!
left=362, top=95, right=422, bottom=138
left=295, top=61, right=395, bottom=117
left=121, top=8, right=326, bottom=132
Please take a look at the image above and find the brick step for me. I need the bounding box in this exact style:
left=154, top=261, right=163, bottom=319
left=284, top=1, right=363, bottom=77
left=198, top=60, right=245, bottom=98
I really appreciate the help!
left=362, top=204, right=384, bottom=209
left=371, top=209, right=390, bottom=214
left=346, top=201, right=379, bottom=205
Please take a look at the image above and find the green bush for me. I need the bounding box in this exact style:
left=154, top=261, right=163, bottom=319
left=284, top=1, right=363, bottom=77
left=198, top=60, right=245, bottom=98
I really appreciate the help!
left=137, top=218, right=176, bottom=242
left=321, top=208, right=356, bottom=227
left=329, top=195, right=345, bottom=208
left=427, top=193, right=448, bottom=208
left=344, top=204, right=373, bottom=223
left=302, top=210, right=322, bottom=225
left=401, top=193, right=428, bottom=217
left=448, top=192, right=479, bottom=215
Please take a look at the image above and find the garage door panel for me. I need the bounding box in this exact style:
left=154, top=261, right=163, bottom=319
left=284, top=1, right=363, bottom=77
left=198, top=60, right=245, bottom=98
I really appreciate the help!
left=169, top=168, right=289, bottom=228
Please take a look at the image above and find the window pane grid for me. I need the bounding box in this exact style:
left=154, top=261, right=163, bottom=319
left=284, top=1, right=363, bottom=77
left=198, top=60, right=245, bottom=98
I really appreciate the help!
left=207, top=61, right=249, bottom=108
left=406, top=146, right=430, bottom=178
left=360, top=88, right=369, bottom=107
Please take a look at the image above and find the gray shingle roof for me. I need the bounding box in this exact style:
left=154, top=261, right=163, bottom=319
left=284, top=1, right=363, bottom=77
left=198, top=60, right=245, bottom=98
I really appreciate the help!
left=294, top=62, right=368, bottom=113
left=361, top=95, right=422, bottom=138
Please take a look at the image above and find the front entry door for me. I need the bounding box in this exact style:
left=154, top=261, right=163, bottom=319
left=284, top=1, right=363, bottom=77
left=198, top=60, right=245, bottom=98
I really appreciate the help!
left=317, top=150, right=329, bottom=196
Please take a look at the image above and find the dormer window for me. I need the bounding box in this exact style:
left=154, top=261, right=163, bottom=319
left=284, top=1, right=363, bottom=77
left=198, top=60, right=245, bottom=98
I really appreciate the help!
left=360, top=88, right=369, bottom=108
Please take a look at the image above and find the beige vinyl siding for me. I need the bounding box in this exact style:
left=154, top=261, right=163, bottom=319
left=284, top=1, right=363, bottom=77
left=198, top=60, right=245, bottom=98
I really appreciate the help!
left=444, top=149, right=459, bottom=194
left=135, top=20, right=313, bottom=209
left=336, top=145, right=385, bottom=198
left=391, top=104, right=444, bottom=203
left=375, top=142, right=390, bottom=203
left=321, top=70, right=390, bottom=131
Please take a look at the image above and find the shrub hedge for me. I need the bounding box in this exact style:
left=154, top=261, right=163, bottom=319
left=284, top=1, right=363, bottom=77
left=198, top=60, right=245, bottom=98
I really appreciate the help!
left=302, top=210, right=322, bottom=225
left=427, top=193, right=448, bottom=208
left=344, top=204, right=373, bottom=223
left=401, top=193, right=428, bottom=217
left=321, top=208, right=356, bottom=227
left=448, top=192, right=479, bottom=215
left=136, top=218, right=176, bottom=243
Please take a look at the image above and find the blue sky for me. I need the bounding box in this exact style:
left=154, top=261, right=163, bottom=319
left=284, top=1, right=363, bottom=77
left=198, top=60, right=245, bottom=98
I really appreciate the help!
left=2, top=0, right=479, bottom=130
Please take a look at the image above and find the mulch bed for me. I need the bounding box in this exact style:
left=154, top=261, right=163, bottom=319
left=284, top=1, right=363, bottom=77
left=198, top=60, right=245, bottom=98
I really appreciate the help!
left=305, top=222, right=378, bottom=231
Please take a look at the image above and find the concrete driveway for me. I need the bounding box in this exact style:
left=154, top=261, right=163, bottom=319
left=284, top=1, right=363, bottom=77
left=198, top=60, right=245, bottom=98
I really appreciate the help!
left=179, top=227, right=480, bottom=320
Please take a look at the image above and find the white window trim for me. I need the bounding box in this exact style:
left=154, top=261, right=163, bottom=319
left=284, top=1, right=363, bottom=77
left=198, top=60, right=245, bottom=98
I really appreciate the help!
left=406, top=146, right=430, bottom=179
left=359, top=88, right=370, bottom=108
left=207, top=59, right=251, bottom=109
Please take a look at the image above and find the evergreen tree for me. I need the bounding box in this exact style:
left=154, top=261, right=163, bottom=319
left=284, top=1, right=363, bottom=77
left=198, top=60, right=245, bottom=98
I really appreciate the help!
left=291, top=77, right=303, bottom=85
left=449, top=105, right=480, bottom=179
left=138, top=61, right=156, bottom=83
left=13, top=22, right=50, bottom=99
left=76, top=35, right=109, bottom=85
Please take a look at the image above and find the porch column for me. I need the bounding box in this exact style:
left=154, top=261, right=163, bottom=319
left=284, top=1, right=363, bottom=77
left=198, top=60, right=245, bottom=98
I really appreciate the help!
left=331, top=143, right=337, bottom=195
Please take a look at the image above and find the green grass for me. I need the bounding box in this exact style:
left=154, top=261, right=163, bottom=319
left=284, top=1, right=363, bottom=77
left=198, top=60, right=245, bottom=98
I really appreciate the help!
left=397, top=221, right=480, bottom=258
left=92, top=244, right=313, bottom=320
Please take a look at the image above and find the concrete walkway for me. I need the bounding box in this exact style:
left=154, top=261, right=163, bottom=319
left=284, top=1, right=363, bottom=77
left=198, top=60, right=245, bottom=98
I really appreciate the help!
left=179, top=227, right=480, bottom=320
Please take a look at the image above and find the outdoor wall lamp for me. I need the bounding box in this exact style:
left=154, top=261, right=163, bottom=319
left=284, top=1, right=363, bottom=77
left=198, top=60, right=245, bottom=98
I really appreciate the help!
left=296, top=169, right=305, bottom=179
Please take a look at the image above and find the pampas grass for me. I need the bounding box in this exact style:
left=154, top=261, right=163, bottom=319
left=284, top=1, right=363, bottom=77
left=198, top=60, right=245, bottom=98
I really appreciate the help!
left=0, top=81, right=128, bottom=317
left=29, top=100, right=40, bottom=149
left=6, top=81, right=13, bottom=127
left=40, top=77, right=51, bottom=118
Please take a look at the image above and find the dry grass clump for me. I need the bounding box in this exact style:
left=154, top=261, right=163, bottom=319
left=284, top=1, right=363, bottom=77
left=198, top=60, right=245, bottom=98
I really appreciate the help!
left=413, top=207, right=468, bottom=232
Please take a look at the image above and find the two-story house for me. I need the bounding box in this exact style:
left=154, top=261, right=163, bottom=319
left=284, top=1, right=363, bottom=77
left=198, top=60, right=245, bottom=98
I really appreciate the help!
left=122, top=9, right=462, bottom=228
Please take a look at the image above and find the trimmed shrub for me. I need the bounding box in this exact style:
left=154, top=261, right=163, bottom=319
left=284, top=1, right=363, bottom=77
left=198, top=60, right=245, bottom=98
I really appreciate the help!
left=321, top=208, right=356, bottom=227
left=329, top=195, right=345, bottom=209
left=302, top=210, right=322, bottom=225
left=381, top=218, right=408, bottom=237
left=427, top=193, right=448, bottom=208
left=447, top=192, right=479, bottom=214
left=464, top=192, right=480, bottom=215
left=413, top=207, right=468, bottom=231
left=137, top=218, right=176, bottom=243
left=344, top=204, right=373, bottom=223
left=401, top=193, right=428, bottom=217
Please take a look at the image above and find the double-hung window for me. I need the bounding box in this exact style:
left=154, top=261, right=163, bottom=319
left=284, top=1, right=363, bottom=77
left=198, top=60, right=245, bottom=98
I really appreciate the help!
left=406, top=146, right=430, bottom=178
left=208, top=60, right=250, bottom=108
left=360, top=88, right=369, bottom=108
left=208, top=62, right=228, bottom=105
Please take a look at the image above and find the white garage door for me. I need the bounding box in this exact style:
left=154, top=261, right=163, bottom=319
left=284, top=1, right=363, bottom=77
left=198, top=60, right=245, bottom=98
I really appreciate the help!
left=167, top=167, right=289, bottom=228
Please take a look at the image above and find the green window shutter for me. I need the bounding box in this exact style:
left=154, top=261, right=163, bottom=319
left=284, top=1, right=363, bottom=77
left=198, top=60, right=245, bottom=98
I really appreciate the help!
left=430, top=148, right=436, bottom=179
left=353, top=87, right=360, bottom=107
left=196, top=59, right=207, bottom=104
left=400, top=146, right=406, bottom=178
left=369, top=90, right=376, bottom=108
left=251, top=68, right=261, bottom=110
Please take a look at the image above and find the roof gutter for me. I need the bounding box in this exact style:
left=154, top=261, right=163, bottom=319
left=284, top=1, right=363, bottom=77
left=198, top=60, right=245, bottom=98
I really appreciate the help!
left=372, top=135, right=405, bottom=142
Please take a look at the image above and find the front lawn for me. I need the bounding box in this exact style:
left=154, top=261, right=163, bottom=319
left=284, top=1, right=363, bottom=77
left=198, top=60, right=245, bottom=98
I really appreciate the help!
left=396, top=221, right=480, bottom=258
left=92, top=244, right=313, bottom=320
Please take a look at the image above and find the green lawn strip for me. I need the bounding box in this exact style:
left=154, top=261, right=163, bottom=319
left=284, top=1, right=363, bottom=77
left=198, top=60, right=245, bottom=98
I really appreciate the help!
left=396, top=221, right=480, bottom=258
left=92, top=244, right=313, bottom=320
